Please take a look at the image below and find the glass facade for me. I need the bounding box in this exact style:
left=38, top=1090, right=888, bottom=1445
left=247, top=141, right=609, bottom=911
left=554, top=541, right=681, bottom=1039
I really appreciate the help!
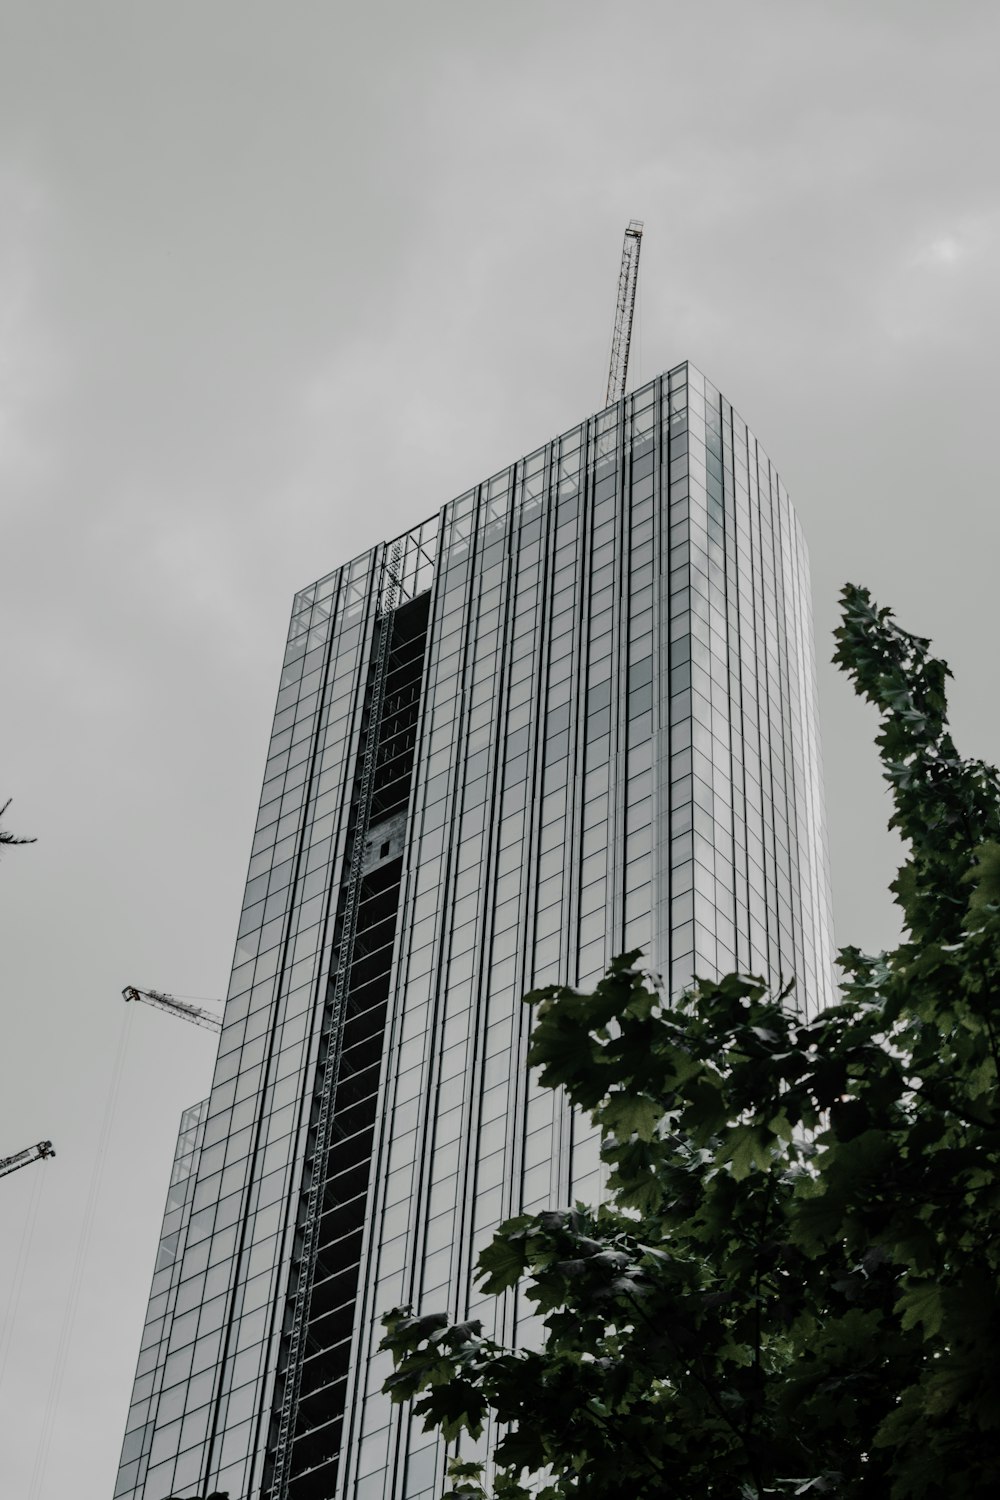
left=115, top=363, right=833, bottom=1500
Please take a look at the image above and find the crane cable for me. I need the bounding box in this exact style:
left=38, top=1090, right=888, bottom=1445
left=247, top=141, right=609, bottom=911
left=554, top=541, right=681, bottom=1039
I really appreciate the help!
left=27, top=1004, right=134, bottom=1500
left=0, top=1158, right=47, bottom=1395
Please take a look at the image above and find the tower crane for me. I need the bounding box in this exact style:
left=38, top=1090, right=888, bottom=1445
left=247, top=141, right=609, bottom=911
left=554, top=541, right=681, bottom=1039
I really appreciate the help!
left=1, top=1140, right=55, bottom=1181
left=123, top=986, right=223, bottom=1035
left=606, top=218, right=644, bottom=406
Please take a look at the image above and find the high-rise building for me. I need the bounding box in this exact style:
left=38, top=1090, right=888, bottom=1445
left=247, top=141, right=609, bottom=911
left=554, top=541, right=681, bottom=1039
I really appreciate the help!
left=115, top=362, right=833, bottom=1500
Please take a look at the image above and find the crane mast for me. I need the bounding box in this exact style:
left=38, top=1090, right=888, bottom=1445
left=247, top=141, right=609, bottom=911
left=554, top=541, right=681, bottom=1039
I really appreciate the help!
left=606, top=218, right=644, bottom=406
left=1, top=1140, right=55, bottom=1180
left=123, top=985, right=223, bottom=1034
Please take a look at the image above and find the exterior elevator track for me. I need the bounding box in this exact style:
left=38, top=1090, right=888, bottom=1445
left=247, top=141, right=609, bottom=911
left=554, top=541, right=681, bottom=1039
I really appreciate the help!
left=265, top=573, right=430, bottom=1500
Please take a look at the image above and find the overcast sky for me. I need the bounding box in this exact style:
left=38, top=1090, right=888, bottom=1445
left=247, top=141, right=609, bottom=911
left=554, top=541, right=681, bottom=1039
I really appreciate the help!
left=2, top=3, right=999, bottom=1496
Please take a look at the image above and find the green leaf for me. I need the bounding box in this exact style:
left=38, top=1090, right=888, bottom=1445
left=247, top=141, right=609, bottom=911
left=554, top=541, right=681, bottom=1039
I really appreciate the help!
left=963, top=839, right=1000, bottom=911
left=599, top=1091, right=662, bottom=1141
left=719, top=1124, right=770, bottom=1181
left=895, top=1280, right=944, bottom=1339
left=476, top=1233, right=529, bottom=1294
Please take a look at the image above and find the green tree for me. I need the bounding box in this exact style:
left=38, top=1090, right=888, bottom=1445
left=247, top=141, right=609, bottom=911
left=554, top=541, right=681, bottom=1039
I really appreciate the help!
left=381, top=585, right=1000, bottom=1499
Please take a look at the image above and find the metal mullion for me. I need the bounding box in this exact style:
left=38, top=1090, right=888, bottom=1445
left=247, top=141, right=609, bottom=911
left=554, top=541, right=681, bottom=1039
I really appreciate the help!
left=455, top=466, right=518, bottom=1326
left=649, top=371, right=669, bottom=976
left=505, top=439, right=555, bottom=1350
left=609, top=390, right=630, bottom=959
left=565, top=407, right=598, bottom=1179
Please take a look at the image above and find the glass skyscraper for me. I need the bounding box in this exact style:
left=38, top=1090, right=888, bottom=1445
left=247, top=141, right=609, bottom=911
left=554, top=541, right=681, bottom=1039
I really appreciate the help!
left=115, top=362, right=833, bottom=1500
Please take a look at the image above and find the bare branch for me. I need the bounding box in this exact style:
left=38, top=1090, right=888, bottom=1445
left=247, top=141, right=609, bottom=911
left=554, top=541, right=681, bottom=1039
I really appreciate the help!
left=0, top=797, right=36, bottom=852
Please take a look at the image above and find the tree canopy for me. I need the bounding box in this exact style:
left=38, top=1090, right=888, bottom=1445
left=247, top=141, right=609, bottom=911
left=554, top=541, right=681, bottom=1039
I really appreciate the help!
left=381, top=584, right=1000, bottom=1499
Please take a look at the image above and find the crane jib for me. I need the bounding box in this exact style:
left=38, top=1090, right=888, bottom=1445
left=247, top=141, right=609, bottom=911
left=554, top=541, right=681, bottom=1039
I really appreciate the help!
left=606, top=218, right=644, bottom=407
